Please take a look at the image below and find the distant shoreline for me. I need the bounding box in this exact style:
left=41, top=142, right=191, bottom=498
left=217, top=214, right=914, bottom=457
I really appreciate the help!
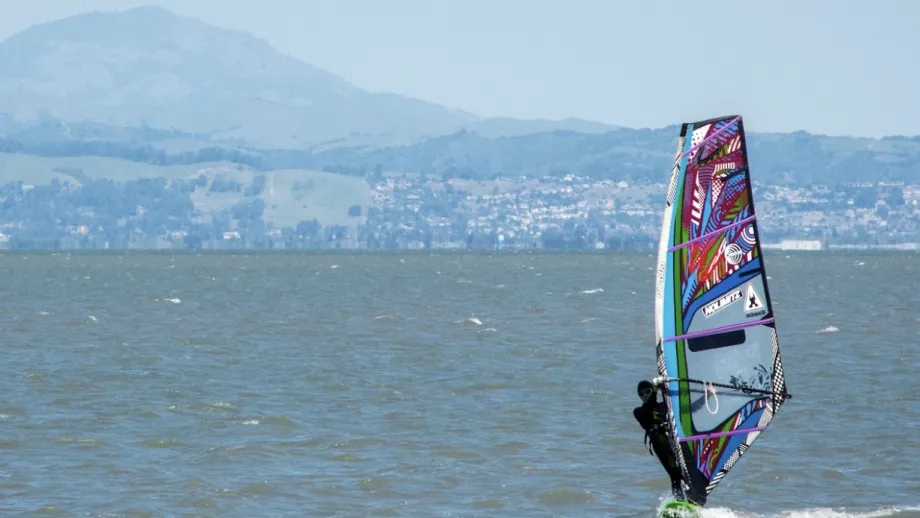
left=762, top=239, right=918, bottom=251
left=0, top=246, right=914, bottom=254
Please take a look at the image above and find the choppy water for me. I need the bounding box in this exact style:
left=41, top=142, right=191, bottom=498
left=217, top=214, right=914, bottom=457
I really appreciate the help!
left=0, top=250, right=917, bottom=518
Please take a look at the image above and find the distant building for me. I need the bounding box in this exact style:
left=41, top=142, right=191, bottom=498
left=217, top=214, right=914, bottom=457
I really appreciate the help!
left=776, top=239, right=822, bottom=251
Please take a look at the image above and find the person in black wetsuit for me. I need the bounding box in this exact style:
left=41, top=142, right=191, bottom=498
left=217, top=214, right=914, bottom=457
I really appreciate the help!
left=633, top=379, right=686, bottom=501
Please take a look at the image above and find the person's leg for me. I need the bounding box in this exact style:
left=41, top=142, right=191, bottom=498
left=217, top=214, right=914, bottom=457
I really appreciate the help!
left=669, top=476, right=685, bottom=501
left=661, top=448, right=685, bottom=501
left=650, top=434, right=685, bottom=500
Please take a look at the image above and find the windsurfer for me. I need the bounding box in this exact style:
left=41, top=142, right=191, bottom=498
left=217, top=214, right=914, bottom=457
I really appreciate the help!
left=633, top=379, right=686, bottom=502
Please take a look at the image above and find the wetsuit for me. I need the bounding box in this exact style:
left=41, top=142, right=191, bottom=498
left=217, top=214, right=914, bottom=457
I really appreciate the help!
left=633, top=383, right=686, bottom=501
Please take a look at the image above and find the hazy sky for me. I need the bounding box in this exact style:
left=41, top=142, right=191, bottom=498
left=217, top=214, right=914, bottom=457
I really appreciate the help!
left=1, top=0, right=918, bottom=137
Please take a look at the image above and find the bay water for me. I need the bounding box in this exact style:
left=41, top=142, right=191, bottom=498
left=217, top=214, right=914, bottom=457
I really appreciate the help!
left=1, top=251, right=917, bottom=517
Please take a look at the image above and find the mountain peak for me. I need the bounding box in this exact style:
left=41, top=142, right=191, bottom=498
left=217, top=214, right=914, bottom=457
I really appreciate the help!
left=117, top=4, right=176, bottom=16
left=0, top=7, right=614, bottom=148
left=0, top=6, right=476, bottom=147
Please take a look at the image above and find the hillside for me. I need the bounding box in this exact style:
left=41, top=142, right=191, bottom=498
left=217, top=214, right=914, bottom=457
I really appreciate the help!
left=1, top=118, right=919, bottom=185
left=307, top=128, right=920, bottom=185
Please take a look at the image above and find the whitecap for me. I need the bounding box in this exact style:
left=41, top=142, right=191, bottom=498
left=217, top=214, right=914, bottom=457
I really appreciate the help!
left=454, top=317, right=482, bottom=325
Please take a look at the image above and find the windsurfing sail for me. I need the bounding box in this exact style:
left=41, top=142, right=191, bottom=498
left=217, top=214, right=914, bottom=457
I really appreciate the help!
left=653, top=115, right=791, bottom=506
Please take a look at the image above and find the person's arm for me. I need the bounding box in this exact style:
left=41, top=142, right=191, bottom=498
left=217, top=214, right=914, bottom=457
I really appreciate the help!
left=633, top=407, right=646, bottom=429
left=633, top=403, right=654, bottom=430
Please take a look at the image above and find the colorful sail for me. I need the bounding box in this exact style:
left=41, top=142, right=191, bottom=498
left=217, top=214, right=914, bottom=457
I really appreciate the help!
left=653, top=115, right=791, bottom=505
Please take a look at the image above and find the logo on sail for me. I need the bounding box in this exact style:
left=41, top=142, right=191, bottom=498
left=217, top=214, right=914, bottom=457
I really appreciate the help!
left=655, top=261, right=666, bottom=299
left=701, top=287, right=743, bottom=318
left=724, top=243, right=743, bottom=265
left=730, top=364, right=772, bottom=393
left=744, top=283, right=766, bottom=318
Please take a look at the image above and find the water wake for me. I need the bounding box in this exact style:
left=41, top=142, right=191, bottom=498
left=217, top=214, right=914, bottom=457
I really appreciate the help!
left=700, top=506, right=920, bottom=518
